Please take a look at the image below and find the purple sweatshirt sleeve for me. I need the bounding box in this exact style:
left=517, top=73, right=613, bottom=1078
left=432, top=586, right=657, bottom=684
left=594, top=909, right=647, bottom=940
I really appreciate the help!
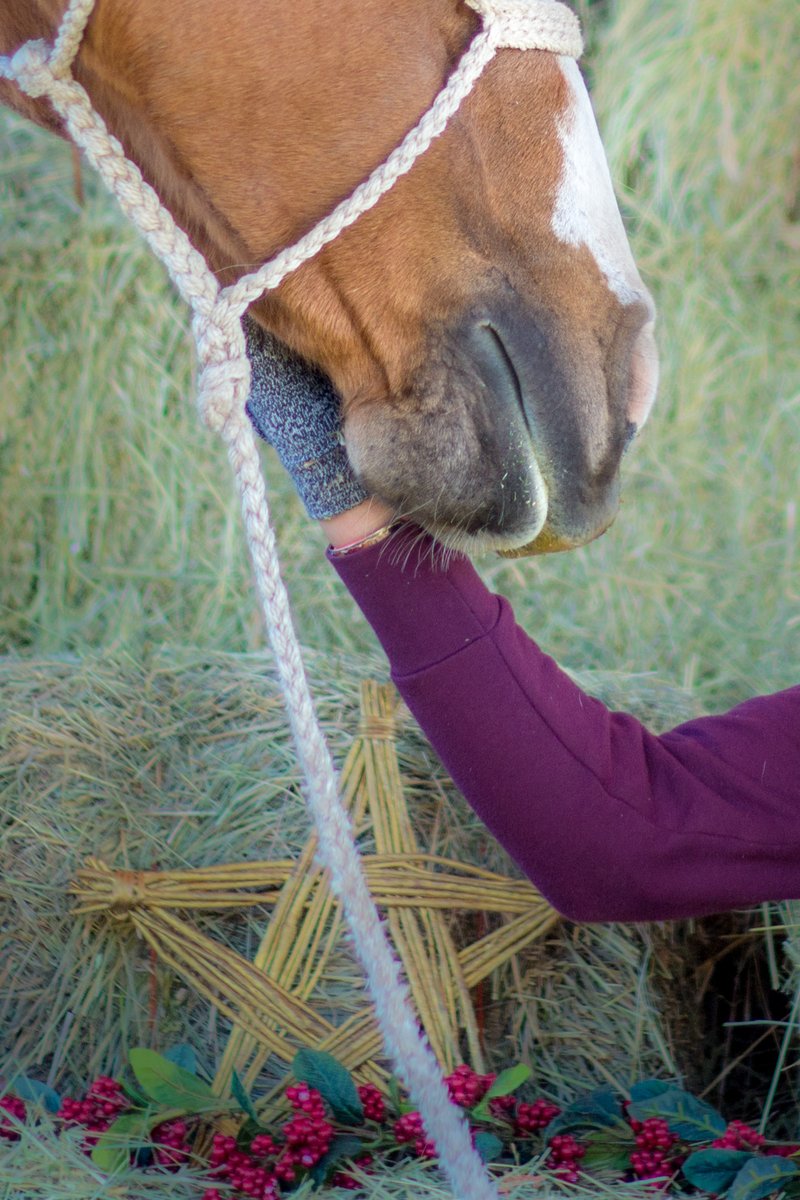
left=329, top=530, right=800, bottom=923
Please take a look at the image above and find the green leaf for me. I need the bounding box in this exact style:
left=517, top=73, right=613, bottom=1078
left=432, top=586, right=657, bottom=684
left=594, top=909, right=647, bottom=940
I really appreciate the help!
left=309, top=1134, right=364, bottom=1187
left=91, top=1110, right=158, bottom=1173
left=485, top=1064, right=532, bottom=1100
left=582, top=1138, right=637, bottom=1176
left=293, top=1049, right=363, bottom=1126
left=728, top=1156, right=800, bottom=1200
left=128, top=1047, right=217, bottom=1113
left=231, top=1069, right=259, bottom=1123
left=6, top=1075, right=62, bottom=1113
left=546, top=1089, right=627, bottom=1138
left=471, top=1064, right=532, bottom=1119
left=629, top=1088, right=726, bottom=1143
left=388, top=1076, right=404, bottom=1116
left=120, top=1078, right=149, bottom=1108
left=630, top=1079, right=675, bottom=1103
left=682, top=1149, right=756, bottom=1193
left=163, top=1044, right=197, bottom=1075
left=473, top=1131, right=504, bottom=1164
left=238, top=1117, right=264, bottom=1145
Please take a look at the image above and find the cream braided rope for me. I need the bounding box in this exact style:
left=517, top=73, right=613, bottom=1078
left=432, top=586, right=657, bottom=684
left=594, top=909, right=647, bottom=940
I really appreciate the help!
left=1, top=3, right=581, bottom=1196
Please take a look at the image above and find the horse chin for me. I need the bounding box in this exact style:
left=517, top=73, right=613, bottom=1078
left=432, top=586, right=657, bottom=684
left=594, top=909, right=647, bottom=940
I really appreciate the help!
left=496, top=512, right=617, bottom=558
left=423, top=478, right=550, bottom=557
left=430, top=492, right=618, bottom=559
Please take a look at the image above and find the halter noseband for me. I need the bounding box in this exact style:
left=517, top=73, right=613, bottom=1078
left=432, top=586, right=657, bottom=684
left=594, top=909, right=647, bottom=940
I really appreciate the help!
left=2, top=1, right=582, bottom=345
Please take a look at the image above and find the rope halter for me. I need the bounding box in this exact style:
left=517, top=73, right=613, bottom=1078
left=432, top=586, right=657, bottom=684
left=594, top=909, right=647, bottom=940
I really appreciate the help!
left=1, top=4, right=581, bottom=1199
left=468, top=0, right=583, bottom=53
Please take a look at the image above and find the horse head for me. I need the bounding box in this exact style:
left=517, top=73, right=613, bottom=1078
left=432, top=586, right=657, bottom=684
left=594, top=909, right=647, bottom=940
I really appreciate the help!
left=0, top=0, right=657, bottom=555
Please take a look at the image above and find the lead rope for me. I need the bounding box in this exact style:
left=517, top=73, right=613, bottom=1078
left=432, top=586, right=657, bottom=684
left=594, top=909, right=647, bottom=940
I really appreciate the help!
left=1, top=4, right=581, bottom=1196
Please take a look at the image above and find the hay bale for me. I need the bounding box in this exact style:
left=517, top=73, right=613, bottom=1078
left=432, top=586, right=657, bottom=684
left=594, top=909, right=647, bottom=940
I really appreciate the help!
left=1, top=648, right=692, bottom=1103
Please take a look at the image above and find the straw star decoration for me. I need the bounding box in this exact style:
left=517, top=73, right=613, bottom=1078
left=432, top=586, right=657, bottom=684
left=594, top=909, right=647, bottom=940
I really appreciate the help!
left=71, top=681, right=558, bottom=1104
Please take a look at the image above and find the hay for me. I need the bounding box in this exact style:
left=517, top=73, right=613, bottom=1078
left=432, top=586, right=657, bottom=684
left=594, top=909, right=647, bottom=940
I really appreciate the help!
left=0, top=1113, right=667, bottom=1200
left=1, top=648, right=688, bottom=1103
left=0, top=647, right=695, bottom=1196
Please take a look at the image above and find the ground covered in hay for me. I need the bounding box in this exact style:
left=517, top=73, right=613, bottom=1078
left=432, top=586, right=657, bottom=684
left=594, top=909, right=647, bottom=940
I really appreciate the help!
left=2, top=0, right=800, bottom=1197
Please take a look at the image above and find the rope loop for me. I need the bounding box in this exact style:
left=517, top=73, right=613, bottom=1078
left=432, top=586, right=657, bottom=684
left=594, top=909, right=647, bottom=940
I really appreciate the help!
left=192, top=296, right=253, bottom=433
left=196, top=356, right=252, bottom=435
left=467, top=0, right=583, bottom=56
left=7, top=40, right=55, bottom=97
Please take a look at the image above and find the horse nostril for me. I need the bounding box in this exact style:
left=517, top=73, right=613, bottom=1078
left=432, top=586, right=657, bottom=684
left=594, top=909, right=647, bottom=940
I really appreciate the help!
left=467, top=322, right=527, bottom=433
left=625, top=315, right=659, bottom=432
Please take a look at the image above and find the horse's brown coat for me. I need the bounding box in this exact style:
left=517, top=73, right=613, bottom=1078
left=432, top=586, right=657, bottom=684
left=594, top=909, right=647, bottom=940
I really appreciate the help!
left=1, top=1, right=656, bottom=552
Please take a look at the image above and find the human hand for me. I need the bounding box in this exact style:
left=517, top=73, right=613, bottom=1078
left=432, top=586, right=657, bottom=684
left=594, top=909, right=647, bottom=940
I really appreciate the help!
left=244, top=316, right=369, bottom=520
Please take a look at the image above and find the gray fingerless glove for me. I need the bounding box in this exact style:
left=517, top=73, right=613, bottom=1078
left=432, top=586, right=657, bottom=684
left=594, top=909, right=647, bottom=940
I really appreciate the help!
left=244, top=316, right=368, bottom=520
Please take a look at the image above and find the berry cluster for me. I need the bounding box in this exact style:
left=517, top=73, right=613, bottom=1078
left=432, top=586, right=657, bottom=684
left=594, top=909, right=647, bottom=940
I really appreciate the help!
left=515, top=1098, right=562, bottom=1133
left=393, top=1110, right=437, bottom=1159
left=207, top=1133, right=279, bottom=1199
left=712, top=1119, right=766, bottom=1151
left=207, top=1085, right=333, bottom=1198
left=151, top=1118, right=191, bottom=1169
left=443, top=1064, right=495, bottom=1108
left=629, top=1117, right=678, bottom=1180
left=488, top=1093, right=517, bottom=1117
left=24, top=1058, right=800, bottom=1198
left=58, top=1075, right=130, bottom=1148
left=545, top=1132, right=587, bottom=1183
left=0, top=1095, right=27, bottom=1141
left=357, top=1083, right=386, bottom=1123
left=279, top=1085, right=334, bottom=1177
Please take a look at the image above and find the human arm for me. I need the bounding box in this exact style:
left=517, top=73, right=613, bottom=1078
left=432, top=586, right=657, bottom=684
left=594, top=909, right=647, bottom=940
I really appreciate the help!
left=245, top=322, right=800, bottom=924
left=328, top=527, right=800, bottom=923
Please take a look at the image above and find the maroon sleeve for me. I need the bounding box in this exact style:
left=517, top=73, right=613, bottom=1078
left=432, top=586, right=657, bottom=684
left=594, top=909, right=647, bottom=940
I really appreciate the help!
left=329, top=530, right=800, bottom=923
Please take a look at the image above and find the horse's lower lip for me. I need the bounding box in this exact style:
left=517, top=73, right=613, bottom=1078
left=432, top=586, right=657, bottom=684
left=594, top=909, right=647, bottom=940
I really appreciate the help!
left=497, top=515, right=615, bottom=558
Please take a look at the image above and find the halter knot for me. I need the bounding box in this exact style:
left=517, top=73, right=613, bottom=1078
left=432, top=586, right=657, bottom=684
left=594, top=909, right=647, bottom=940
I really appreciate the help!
left=467, top=0, right=583, bottom=57
left=196, top=355, right=252, bottom=435
left=6, top=40, right=58, bottom=98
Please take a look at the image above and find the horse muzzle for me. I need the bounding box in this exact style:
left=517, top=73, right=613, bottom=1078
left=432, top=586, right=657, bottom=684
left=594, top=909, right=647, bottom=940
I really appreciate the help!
left=344, top=294, right=657, bottom=556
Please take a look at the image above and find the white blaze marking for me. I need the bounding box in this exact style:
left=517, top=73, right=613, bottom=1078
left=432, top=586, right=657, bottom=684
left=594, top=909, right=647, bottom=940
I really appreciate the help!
left=551, top=58, right=644, bottom=306
left=551, top=58, right=660, bottom=428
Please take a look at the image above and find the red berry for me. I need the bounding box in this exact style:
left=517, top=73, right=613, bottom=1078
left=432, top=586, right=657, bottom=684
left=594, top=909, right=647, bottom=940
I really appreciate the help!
left=443, top=1064, right=494, bottom=1109
left=711, top=1120, right=765, bottom=1151
left=546, top=1132, right=586, bottom=1180
left=393, top=1111, right=424, bottom=1144
left=251, top=1132, right=278, bottom=1157
left=516, top=1098, right=561, bottom=1133
left=489, top=1094, right=517, bottom=1117
left=357, top=1083, right=387, bottom=1123
left=0, top=1095, right=26, bottom=1141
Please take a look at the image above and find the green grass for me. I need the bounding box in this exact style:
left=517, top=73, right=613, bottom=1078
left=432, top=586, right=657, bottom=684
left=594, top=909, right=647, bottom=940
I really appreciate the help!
left=2, top=0, right=798, bottom=714
left=485, top=0, right=800, bottom=711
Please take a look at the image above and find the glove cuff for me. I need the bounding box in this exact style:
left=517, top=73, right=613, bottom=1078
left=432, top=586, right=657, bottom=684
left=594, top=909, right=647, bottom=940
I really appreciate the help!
left=295, top=443, right=370, bottom=519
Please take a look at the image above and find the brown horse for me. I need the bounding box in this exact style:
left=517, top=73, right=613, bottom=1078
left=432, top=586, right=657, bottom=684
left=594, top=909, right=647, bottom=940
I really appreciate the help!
left=0, top=0, right=658, bottom=555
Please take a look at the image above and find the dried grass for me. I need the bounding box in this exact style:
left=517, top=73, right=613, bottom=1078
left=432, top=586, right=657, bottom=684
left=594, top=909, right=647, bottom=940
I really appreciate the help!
left=1, top=650, right=685, bottom=1101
